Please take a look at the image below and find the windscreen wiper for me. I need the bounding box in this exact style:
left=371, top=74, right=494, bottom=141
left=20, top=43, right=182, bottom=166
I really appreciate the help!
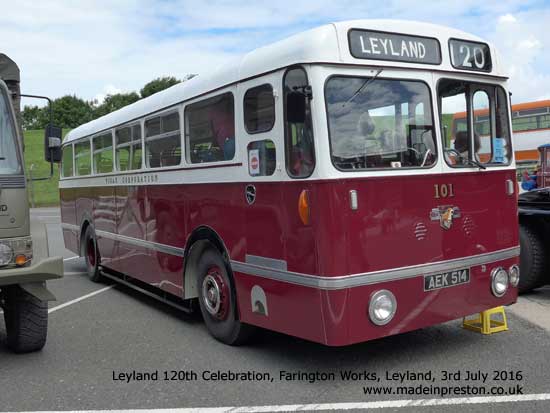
left=341, top=68, right=383, bottom=108
left=447, top=149, right=486, bottom=170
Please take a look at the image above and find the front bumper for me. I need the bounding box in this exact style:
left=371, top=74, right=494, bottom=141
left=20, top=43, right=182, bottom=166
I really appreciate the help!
left=0, top=256, right=63, bottom=287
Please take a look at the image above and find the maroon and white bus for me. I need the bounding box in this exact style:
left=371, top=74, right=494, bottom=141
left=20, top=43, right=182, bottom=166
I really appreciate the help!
left=60, top=20, right=519, bottom=346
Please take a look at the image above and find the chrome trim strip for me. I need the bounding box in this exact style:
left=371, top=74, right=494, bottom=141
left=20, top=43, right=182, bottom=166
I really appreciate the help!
left=61, top=223, right=79, bottom=231
left=231, top=246, right=520, bottom=290
left=95, top=230, right=185, bottom=257
left=60, top=224, right=185, bottom=257
left=245, top=254, right=287, bottom=271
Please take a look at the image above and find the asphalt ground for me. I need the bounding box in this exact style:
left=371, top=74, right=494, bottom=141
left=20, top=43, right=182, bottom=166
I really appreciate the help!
left=0, top=208, right=549, bottom=412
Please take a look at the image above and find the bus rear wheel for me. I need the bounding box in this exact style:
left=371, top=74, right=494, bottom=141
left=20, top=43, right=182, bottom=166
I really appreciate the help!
left=197, top=248, right=254, bottom=345
left=3, top=286, right=48, bottom=353
left=83, top=226, right=103, bottom=283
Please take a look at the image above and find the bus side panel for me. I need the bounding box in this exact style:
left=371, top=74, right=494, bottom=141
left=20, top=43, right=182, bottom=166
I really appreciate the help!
left=280, top=182, right=318, bottom=275
left=75, top=187, right=93, bottom=252
left=93, top=186, right=117, bottom=264
left=60, top=187, right=78, bottom=255
left=145, top=185, right=187, bottom=296
left=186, top=182, right=246, bottom=261
left=109, top=185, right=151, bottom=283
left=235, top=272, right=327, bottom=344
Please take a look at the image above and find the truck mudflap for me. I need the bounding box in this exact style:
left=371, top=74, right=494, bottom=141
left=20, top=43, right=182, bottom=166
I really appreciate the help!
left=0, top=256, right=63, bottom=297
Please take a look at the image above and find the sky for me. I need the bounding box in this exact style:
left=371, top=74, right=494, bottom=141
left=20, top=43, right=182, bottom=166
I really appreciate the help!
left=1, top=0, right=549, bottom=108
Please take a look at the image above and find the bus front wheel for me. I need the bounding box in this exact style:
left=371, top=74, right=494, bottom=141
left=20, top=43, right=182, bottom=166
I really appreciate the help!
left=3, top=286, right=48, bottom=353
left=197, top=248, right=254, bottom=345
left=83, top=226, right=103, bottom=283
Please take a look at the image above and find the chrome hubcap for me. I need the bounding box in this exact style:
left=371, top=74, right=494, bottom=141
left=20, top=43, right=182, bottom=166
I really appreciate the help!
left=201, top=267, right=229, bottom=320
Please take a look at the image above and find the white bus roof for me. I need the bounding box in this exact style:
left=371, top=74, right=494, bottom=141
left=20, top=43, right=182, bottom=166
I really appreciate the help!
left=64, top=19, right=504, bottom=144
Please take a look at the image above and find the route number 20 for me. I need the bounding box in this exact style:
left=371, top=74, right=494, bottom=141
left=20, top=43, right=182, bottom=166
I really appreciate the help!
left=434, top=184, right=455, bottom=199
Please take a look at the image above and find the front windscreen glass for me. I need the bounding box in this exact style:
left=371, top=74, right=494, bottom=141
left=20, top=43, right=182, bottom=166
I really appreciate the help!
left=326, top=76, right=436, bottom=170
left=439, top=79, right=511, bottom=167
left=0, top=87, right=22, bottom=175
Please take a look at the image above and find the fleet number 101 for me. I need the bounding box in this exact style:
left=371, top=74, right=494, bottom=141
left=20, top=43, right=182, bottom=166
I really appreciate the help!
left=434, top=184, right=455, bottom=199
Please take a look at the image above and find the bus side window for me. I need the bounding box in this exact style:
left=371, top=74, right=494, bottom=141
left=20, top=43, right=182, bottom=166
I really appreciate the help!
left=145, top=111, right=181, bottom=168
left=185, top=92, right=235, bottom=163
left=74, top=140, right=91, bottom=176
left=247, top=140, right=276, bottom=176
left=283, top=67, right=315, bottom=178
left=61, top=144, right=73, bottom=177
left=244, top=84, right=275, bottom=134
left=93, top=132, right=114, bottom=174
left=116, top=124, right=142, bottom=171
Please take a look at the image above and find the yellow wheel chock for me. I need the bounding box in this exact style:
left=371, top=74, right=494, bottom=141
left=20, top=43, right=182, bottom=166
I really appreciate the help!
left=463, top=306, right=508, bottom=335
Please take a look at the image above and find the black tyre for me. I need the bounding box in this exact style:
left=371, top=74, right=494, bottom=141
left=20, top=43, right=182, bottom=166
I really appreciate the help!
left=519, top=224, right=545, bottom=293
left=83, top=226, right=103, bottom=282
left=3, top=286, right=48, bottom=353
left=197, top=248, right=254, bottom=345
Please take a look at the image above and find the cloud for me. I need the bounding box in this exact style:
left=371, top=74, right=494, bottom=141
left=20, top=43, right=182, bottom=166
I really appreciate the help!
left=498, top=13, right=517, bottom=23
left=1, top=0, right=548, bottom=107
left=94, top=84, right=123, bottom=105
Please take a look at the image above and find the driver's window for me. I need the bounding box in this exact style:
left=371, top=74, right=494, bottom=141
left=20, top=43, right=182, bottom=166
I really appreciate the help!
left=284, top=67, right=315, bottom=178
left=440, top=81, right=469, bottom=165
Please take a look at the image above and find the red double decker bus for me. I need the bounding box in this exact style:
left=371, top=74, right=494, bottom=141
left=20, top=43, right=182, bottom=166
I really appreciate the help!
left=59, top=20, right=519, bottom=346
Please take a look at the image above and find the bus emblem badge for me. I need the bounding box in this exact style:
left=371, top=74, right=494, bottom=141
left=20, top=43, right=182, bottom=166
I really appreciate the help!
left=430, top=206, right=461, bottom=230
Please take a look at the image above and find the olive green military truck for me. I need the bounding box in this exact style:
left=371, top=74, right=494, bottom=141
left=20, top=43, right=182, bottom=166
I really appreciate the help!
left=0, top=53, right=63, bottom=353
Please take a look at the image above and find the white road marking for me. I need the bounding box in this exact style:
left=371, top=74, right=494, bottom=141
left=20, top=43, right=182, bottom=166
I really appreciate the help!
left=63, top=256, right=80, bottom=262
left=48, top=285, right=114, bottom=314
left=3, top=393, right=549, bottom=412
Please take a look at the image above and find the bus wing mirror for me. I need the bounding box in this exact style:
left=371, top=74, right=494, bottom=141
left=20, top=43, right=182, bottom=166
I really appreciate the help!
left=286, top=91, right=306, bottom=124
left=45, top=124, right=62, bottom=163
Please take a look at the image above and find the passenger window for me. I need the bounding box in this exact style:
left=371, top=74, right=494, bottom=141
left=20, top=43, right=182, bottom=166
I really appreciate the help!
left=244, top=84, right=275, bottom=133
left=61, top=145, right=73, bottom=177
left=145, top=110, right=181, bottom=168
left=284, top=67, right=315, bottom=177
left=185, top=92, right=235, bottom=163
left=74, top=140, right=91, bottom=176
left=116, top=124, right=142, bottom=171
left=247, top=140, right=276, bottom=176
left=93, top=132, right=114, bottom=174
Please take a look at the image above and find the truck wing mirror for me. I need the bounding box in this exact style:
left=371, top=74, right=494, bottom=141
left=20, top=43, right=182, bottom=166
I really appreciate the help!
left=45, top=124, right=62, bottom=163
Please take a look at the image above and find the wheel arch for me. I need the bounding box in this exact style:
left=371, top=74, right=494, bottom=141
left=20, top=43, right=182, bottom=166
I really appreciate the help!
left=78, top=213, right=93, bottom=257
left=182, top=226, right=232, bottom=300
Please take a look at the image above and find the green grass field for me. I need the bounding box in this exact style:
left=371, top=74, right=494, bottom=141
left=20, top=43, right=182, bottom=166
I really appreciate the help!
left=23, top=129, right=69, bottom=207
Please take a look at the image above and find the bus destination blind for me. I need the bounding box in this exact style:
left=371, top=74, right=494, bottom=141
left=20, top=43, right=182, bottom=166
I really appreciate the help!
left=349, top=29, right=441, bottom=65
left=449, top=39, right=492, bottom=72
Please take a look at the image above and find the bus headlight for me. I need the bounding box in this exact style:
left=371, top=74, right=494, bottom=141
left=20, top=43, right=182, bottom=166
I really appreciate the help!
left=508, top=265, right=520, bottom=288
left=368, top=290, right=397, bottom=325
left=491, top=267, right=509, bottom=297
left=0, top=243, right=14, bottom=266
left=0, top=237, right=32, bottom=267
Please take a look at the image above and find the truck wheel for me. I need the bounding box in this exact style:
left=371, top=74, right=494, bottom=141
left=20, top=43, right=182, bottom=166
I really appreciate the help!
left=519, top=224, right=545, bottom=293
left=3, top=286, right=48, bottom=353
left=197, top=248, right=254, bottom=345
left=83, top=226, right=103, bottom=282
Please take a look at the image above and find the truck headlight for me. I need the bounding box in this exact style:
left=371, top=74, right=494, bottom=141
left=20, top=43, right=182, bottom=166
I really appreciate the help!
left=508, top=265, right=520, bottom=288
left=0, top=243, right=13, bottom=266
left=491, top=267, right=509, bottom=297
left=0, top=237, right=32, bottom=267
left=368, top=290, right=397, bottom=325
